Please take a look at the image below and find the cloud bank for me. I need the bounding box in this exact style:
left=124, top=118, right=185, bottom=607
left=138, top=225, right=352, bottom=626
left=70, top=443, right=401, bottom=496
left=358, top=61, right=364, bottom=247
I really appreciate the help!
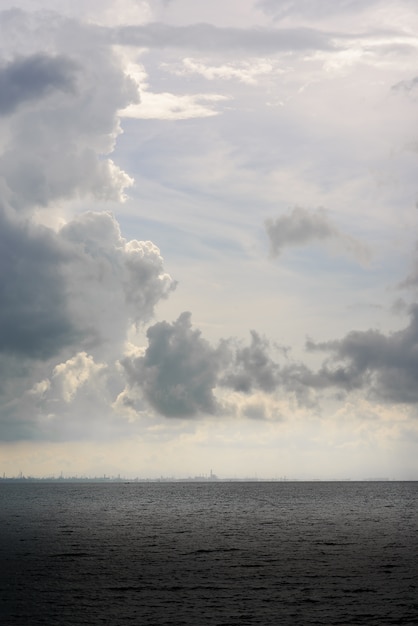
left=1, top=0, right=418, bottom=486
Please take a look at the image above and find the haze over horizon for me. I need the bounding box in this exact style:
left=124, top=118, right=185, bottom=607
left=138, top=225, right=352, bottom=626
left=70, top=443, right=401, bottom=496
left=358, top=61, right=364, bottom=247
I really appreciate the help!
left=1, top=0, right=418, bottom=480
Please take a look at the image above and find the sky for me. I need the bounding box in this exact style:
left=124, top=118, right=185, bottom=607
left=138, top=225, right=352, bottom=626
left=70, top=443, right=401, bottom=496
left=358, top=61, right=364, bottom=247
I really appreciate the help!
left=1, top=0, right=418, bottom=480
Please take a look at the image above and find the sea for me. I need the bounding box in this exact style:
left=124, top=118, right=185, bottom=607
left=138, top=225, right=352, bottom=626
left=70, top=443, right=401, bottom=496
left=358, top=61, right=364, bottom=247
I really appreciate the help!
left=0, top=481, right=417, bottom=625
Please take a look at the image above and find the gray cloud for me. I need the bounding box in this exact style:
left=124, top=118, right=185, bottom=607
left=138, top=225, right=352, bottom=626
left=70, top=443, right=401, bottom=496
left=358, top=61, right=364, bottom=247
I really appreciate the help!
left=2, top=3, right=416, bottom=449
left=0, top=209, right=175, bottom=363
left=0, top=11, right=178, bottom=441
left=266, top=207, right=336, bottom=256
left=265, top=206, right=369, bottom=262
left=0, top=53, right=78, bottom=116
left=123, top=299, right=418, bottom=417
left=122, top=312, right=223, bottom=417
left=221, top=331, right=319, bottom=407
left=121, top=315, right=287, bottom=419
left=0, top=33, right=169, bottom=362
left=60, top=211, right=176, bottom=344
left=0, top=208, right=80, bottom=360
left=391, top=76, right=418, bottom=95
left=0, top=41, right=138, bottom=212
left=257, top=0, right=381, bottom=20
left=221, top=331, right=279, bottom=393
left=121, top=314, right=318, bottom=418
left=397, top=244, right=418, bottom=291
left=113, top=22, right=337, bottom=52
left=306, top=305, right=418, bottom=403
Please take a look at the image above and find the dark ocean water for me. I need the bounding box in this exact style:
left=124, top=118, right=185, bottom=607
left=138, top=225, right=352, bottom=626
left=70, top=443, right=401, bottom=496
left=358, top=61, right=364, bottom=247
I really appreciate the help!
left=0, top=481, right=417, bottom=625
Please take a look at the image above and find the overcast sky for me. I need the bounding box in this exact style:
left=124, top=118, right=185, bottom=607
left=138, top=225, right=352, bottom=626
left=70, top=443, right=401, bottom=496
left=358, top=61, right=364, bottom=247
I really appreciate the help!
left=1, top=0, right=418, bottom=480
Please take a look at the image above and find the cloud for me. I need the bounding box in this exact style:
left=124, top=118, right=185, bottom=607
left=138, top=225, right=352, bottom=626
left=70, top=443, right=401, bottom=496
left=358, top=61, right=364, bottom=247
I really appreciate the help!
left=49, top=352, right=106, bottom=403
left=121, top=91, right=228, bottom=120
left=0, top=17, right=138, bottom=212
left=0, top=53, right=78, bottom=116
left=120, top=314, right=287, bottom=419
left=0, top=2, right=151, bottom=26
left=1, top=1, right=416, bottom=466
left=121, top=312, right=223, bottom=417
left=0, top=205, right=177, bottom=440
left=398, top=247, right=418, bottom=291
left=170, top=57, right=282, bottom=85
left=0, top=207, right=174, bottom=368
left=0, top=9, right=177, bottom=442
left=0, top=208, right=81, bottom=360
left=0, top=11, right=174, bottom=363
left=306, top=304, right=418, bottom=403
left=120, top=297, right=418, bottom=419
left=221, top=331, right=279, bottom=393
left=391, top=76, right=418, bottom=100
left=114, top=22, right=337, bottom=53
left=120, top=314, right=317, bottom=419
left=60, top=211, right=175, bottom=337
left=22, top=351, right=128, bottom=441
left=256, top=0, right=381, bottom=20
left=265, top=206, right=370, bottom=262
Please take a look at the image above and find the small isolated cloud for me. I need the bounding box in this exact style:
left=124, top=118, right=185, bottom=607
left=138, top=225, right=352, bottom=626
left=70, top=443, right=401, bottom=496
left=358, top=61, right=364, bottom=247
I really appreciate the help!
left=265, top=206, right=370, bottom=263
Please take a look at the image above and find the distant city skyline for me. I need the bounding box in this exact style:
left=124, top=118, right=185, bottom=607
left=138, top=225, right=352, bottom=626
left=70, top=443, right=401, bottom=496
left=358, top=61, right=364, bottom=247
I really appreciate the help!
left=0, top=471, right=396, bottom=483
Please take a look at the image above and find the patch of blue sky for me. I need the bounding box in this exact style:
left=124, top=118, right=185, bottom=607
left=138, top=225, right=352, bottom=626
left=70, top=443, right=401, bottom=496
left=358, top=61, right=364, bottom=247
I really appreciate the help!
left=118, top=212, right=248, bottom=264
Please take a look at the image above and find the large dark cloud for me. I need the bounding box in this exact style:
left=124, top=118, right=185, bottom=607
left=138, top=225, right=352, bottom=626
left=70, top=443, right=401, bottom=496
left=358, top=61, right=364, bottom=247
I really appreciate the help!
left=0, top=53, right=78, bottom=115
left=0, top=35, right=169, bottom=361
left=0, top=11, right=178, bottom=441
left=121, top=314, right=289, bottom=419
left=121, top=314, right=317, bottom=418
